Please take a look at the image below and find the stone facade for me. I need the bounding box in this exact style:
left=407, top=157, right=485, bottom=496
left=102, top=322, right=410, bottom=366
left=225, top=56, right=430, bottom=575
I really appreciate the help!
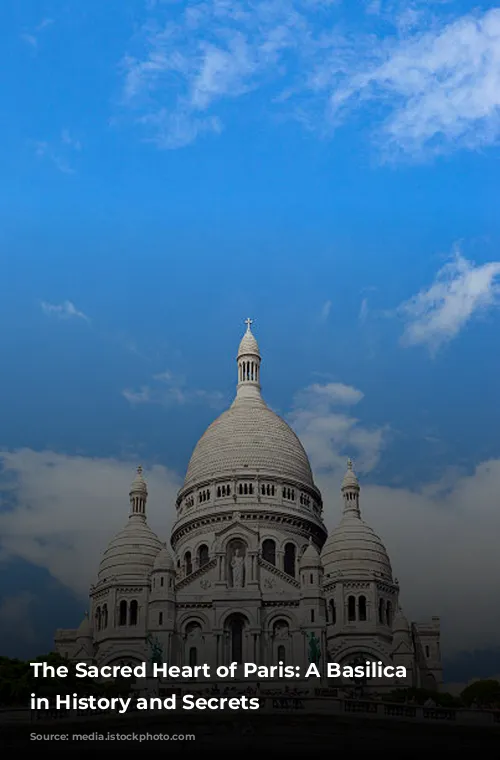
left=55, top=321, right=442, bottom=691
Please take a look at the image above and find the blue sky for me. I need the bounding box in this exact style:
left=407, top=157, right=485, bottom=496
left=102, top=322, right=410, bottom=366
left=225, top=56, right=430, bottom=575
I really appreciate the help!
left=1, top=0, right=500, bottom=684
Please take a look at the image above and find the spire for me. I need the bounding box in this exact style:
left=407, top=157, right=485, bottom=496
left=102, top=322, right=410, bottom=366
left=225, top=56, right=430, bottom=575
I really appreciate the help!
left=129, top=465, right=148, bottom=519
left=234, top=318, right=263, bottom=404
left=341, top=458, right=360, bottom=517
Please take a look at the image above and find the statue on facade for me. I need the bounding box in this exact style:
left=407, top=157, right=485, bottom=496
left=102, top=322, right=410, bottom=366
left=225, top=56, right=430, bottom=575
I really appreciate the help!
left=146, top=633, right=164, bottom=667
left=275, top=622, right=289, bottom=640
left=308, top=631, right=321, bottom=666
left=231, top=548, right=245, bottom=587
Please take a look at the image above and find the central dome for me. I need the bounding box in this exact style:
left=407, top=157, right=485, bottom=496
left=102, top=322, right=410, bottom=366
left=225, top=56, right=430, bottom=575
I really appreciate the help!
left=182, top=320, right=315, bottom=492
left=183, top=401, right=314, bottom=489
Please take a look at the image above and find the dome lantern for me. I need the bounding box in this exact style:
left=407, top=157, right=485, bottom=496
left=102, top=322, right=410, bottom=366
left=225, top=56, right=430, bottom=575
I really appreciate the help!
left=235, top=318, right=263, bottom=404
left=129, top=465, right=147, bottom=519
left=341, top=458, right=360, bottom=517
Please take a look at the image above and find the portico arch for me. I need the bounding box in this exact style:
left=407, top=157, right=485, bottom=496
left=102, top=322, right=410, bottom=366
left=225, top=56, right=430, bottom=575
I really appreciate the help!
left=223, top=612, right=250, bottom=665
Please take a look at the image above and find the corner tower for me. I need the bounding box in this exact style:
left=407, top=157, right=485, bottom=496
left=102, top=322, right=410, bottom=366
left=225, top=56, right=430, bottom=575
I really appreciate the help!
left=321, top=460, right=399, bottom=671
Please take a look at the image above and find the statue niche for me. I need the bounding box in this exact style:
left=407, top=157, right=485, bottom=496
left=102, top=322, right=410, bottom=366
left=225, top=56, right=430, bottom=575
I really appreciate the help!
left=273, top=619, right=290, bottom=665
left=226, top=539, right=247, bottom=588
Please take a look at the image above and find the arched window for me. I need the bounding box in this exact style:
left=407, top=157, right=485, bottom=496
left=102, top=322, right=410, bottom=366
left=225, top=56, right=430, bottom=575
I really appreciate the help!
left=378, top=598, right=384, bottom=623
left=185, top=551, right=192, bottom=576
left=262, top=539, right=276, bottom=565
left=95, top=607, right=101, bottom=631
left=198, top=544, right=209, bottom=567
left=284, top=543, right=296, bottom=577
left=386, top=601, right=392, bottom=627
left=119, top=600, right=127, bottom=626
left=277, top=645, right=286, bottom=664
left=348, top=595, right=356, bottom=622
left=230, top=616, right=244, bottom=664
left=189, top=647, right=197, bottom=667
left=358, top=595, right=367, bottom=622
left=129, top=600, right=138, bottom=626
left=102, top=604, right=108, bottom=629
left=329, top=600, right=336, bottom=625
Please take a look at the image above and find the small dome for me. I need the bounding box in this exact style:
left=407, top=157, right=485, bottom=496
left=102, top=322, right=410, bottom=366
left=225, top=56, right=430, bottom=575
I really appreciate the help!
left=77, top=612, right=92, bottom=638
left=98, top=516, right=164, bottom=582
left=322, top=514, right=393, bottom=581
left=153, top=544, right=174, bottom=571
left=392, top=607, right=411, bottom=635
left=300, top=538, right=321, bottom=567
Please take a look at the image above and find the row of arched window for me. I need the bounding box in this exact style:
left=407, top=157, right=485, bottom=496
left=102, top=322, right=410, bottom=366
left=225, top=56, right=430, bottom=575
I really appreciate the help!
left=325, top=597, right=394, bottom=626
left=119, top=599, right=138, bottom=626
left=182, top=544, right=210, bottom=576
left=239, top=360, right=259, bottom=383
left=94, top=599, right=139, bottom=630
left=95, top=604, right=108, bottom=631
left=238, top=482, right=254, bottom=495
left=184, top=483, right=317, bottom=510
left=180, top=539, right=301, bottom=578
left=262, top=539, right=297, bottom=577
left=348, top=595, right=367, bottom=622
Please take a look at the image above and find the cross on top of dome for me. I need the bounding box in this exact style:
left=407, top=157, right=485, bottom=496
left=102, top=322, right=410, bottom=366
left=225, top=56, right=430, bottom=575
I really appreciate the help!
left=244, top=317, right=253, bottom=331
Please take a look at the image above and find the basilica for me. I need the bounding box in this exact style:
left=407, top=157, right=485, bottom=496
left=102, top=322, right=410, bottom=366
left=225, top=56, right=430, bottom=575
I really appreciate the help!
left=55, top=321, right=442, bottom=691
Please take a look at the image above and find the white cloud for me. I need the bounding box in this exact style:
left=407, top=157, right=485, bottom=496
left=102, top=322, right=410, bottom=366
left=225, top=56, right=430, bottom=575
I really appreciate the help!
left=288, top=381, right=386, bottom=472
left=397, top=249, right=500, bottom=352
left=328, top=7, right=500, bottom=159
left=40, top=300, right=90, bottom=322
left=0, top=592, right=37, bottom=644
left=21, top=18, right=53, bottom=50
left=359, top=297, right=369, bottom=323
left=32, top=129, right=82, bottom=174
left=118, top=3, right=500, bottom=157
left=0, top=450, right=181, bottom=597
left=123, top=369, right=224, bottom=409
left=320, top=300, right=332, bottom=321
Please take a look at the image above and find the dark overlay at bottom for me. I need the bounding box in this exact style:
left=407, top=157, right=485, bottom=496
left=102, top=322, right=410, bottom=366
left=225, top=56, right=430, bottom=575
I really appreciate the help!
left=2, top=707, right=500, bottom=749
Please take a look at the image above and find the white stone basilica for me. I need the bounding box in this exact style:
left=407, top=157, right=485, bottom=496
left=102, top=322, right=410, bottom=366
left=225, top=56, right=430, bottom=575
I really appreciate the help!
left=55, top=321, right=442, bottom=691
